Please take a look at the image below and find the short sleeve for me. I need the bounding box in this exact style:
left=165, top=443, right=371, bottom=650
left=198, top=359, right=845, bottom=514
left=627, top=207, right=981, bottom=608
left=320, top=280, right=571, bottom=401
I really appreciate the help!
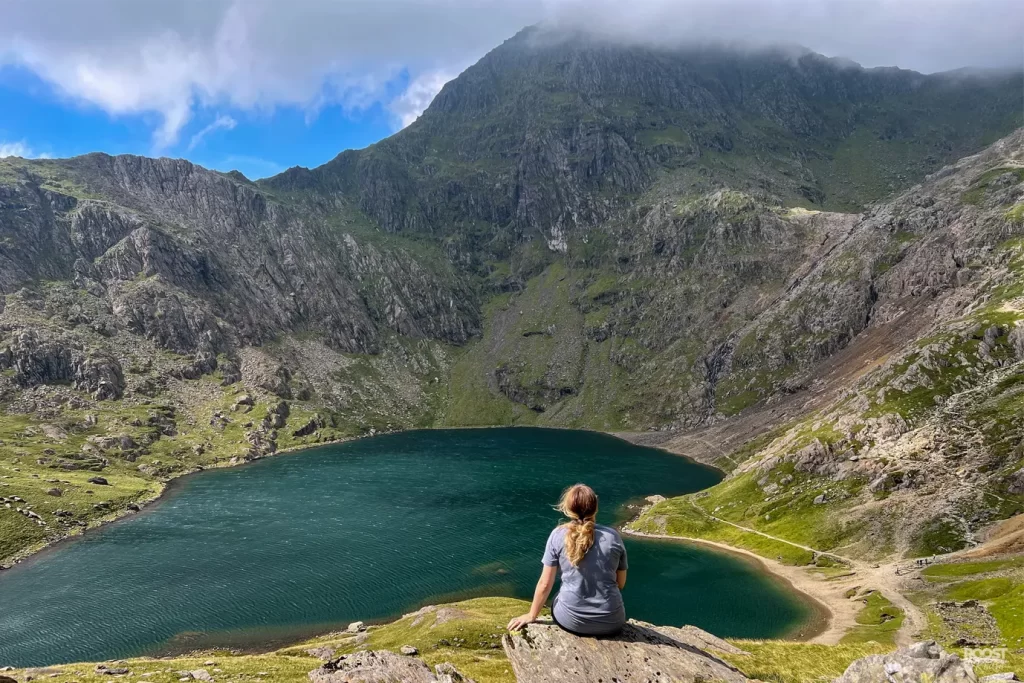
left=617, top=535, right=629, bottom=571
left=542, top=528, right=560, bottom=567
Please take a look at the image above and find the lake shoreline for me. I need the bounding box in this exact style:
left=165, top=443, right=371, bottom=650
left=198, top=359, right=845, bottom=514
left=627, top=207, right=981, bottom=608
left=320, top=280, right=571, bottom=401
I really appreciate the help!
left=621, top=529, right=851, bottom=644
left=1, top=425, right=828, bottom=665
left=0, top=434, right=361, bottom=571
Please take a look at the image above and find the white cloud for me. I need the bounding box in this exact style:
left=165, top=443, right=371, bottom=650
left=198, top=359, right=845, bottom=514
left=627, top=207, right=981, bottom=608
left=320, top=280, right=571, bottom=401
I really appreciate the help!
left=188, top=115, right=238, bottom=151
left=0, top=141, right=32, bottom=158
left=0, top=0, right=1020, bottom=150
left=389, top=69, right=457, bottom=129
left=0, top=140, right=51, bottom=159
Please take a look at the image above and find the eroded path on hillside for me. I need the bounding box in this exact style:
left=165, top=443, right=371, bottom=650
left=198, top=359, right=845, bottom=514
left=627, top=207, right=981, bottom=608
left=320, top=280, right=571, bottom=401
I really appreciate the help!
left=626, top=499, right=928, bottom=646
left=691, top=499, right=928, bottom=646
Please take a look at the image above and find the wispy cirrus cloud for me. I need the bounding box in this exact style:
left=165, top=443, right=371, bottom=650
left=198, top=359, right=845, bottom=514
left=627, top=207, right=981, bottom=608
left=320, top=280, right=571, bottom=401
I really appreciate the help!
left=188, top=115, right=237, bottom=151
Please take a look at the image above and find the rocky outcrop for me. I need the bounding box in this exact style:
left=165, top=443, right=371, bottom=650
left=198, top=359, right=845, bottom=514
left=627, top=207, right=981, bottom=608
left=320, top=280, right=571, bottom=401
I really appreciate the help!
left=1006, top=468, right=1024, bottom=496
left=835, top=641, right=977, bottom=682
left=1010, top=324, right=1024, bottom=360
left=501, top=620, right=750, bottom=682
left=0, top=330, right=124, bottom=400
left=308, top=651, right=475, bottom=683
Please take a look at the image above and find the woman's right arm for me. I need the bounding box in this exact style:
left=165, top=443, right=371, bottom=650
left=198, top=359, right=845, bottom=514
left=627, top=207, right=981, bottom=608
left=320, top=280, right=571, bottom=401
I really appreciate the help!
left=616, top=569, right=627, bottom=590
left=507, top=564, right=558, bottom=631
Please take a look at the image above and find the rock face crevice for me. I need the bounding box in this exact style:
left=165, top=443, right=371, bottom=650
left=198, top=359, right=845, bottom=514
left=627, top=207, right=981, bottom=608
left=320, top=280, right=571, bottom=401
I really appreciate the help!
left=501, top=620, right=751, bottom=683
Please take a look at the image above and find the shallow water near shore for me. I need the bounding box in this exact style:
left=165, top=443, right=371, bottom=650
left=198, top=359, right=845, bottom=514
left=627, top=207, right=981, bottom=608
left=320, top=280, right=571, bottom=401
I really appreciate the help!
left=0, top=428, right=813, bottom=666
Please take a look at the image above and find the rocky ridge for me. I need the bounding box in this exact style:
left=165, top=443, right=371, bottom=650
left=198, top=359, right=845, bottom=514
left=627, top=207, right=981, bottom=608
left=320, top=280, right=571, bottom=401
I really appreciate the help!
left=1, top=28, right=1023, bottom=565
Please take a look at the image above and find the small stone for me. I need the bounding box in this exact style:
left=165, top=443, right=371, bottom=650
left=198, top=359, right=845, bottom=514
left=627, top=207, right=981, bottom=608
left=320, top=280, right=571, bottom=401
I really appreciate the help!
left=96, top=666, right=129, bottom=675
left=88, top=476, right=109, bottom=485
left=189, top=670, right=214, bottom=682
left=347, top=620, right=366, bottom=633
left=46, top=488, right=62, bottom=496
left=400, top=645, right=419, bottom=655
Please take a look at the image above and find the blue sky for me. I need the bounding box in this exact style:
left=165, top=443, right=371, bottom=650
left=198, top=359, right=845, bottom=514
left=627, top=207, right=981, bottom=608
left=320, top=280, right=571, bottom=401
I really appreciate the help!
left=0, top=64, right=415, bottom=179
left=1, top=0, right=1020, bottom=180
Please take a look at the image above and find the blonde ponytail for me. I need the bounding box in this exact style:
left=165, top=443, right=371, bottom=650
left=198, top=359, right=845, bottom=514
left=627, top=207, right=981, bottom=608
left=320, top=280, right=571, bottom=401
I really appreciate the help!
left=557, top=484, right=599, bottom=566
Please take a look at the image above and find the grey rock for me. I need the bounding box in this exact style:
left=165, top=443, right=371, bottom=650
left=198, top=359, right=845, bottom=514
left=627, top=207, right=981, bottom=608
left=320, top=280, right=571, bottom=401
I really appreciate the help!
left=400, top=645, right=418, bottom=655
left=835, top=640, right=977, bottom=682
left=264, top=400, right=290, bottom=429
left=219, top=359, right=242, bottom=386
left=1007, top=468, right=1024, bottom=496
left=434, top=662, right=476, bottom=683
left=95, top=664, right=130, bottom=675
left=88, top=476, right=109, bottom=485
left=1010, top=325, right=1024, bottom=360
left=979, top=674, right=1018, bottom=682
left=346, top=621, right=366, bottom=633
left=308, top=651, right=437, bottom=683
left=293, top=416, right=323, bottom=438
left=502, top=620, right=750, bottom=682
left=189, top=670, right=214, bottom=682
left=0, top=329, right=124, bottom=400
left=306, top=647, right=337, bottom=661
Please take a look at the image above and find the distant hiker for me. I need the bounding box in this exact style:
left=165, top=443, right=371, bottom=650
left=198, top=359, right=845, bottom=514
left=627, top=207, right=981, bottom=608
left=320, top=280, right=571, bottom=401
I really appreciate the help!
left=507, top=483, right=628, bottom=636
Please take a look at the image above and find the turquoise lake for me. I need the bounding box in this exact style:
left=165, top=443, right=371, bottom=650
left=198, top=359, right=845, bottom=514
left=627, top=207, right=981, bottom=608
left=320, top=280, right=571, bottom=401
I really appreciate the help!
left=0, top=428, right=813, bottom=666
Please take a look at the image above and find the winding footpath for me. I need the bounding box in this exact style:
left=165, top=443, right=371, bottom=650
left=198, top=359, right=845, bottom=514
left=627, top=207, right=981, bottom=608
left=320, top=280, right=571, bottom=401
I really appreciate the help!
left=626, top=499, right=928, bottom=647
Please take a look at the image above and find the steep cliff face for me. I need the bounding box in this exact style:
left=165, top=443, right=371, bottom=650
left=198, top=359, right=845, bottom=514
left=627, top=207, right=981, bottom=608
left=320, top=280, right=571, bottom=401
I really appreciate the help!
left=0, top=28, right=1022, bottom=563
left=1, top=155, right=479, bottom=356
left=634, top=131, right=1024, bottom=557
left=265, top=28, right=1022, bottom=259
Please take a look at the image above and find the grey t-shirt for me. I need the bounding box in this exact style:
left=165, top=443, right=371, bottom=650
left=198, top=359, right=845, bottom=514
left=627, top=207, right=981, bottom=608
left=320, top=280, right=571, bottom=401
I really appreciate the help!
left=543, top=524, right=628, bottom=635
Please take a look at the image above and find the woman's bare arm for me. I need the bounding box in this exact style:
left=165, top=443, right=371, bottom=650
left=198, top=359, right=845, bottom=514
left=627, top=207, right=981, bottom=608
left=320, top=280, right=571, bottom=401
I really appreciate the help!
left=617, top=569, right=627, bottom=590
left=507, top=564, right=558, bottom=630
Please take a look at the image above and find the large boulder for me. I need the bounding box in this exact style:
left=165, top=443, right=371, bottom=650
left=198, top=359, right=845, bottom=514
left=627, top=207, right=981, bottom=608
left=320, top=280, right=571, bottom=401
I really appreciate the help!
left=308, top=651, right=475, bottom=683
left=502, top=620, right=750, bottom=683
left=835, top=641, right=977, bottom=682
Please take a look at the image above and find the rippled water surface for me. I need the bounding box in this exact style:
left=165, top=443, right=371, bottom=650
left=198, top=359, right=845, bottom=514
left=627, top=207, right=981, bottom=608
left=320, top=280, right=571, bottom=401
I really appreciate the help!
left=0, top=428, right=812, bottom=666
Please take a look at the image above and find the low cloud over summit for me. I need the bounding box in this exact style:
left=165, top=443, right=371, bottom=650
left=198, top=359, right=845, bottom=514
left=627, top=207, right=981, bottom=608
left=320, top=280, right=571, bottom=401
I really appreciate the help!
left=1, top=0, right=1020, bottom=150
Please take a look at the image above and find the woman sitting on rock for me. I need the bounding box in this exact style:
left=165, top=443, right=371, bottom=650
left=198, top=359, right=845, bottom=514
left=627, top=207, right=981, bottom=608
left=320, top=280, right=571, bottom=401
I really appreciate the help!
left=507, top=483, right=628, bottom=636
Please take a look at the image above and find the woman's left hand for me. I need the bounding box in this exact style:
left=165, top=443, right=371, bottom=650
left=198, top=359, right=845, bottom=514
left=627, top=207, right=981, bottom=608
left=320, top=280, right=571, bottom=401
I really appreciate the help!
left=507, top=613, right=536, bottom=631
